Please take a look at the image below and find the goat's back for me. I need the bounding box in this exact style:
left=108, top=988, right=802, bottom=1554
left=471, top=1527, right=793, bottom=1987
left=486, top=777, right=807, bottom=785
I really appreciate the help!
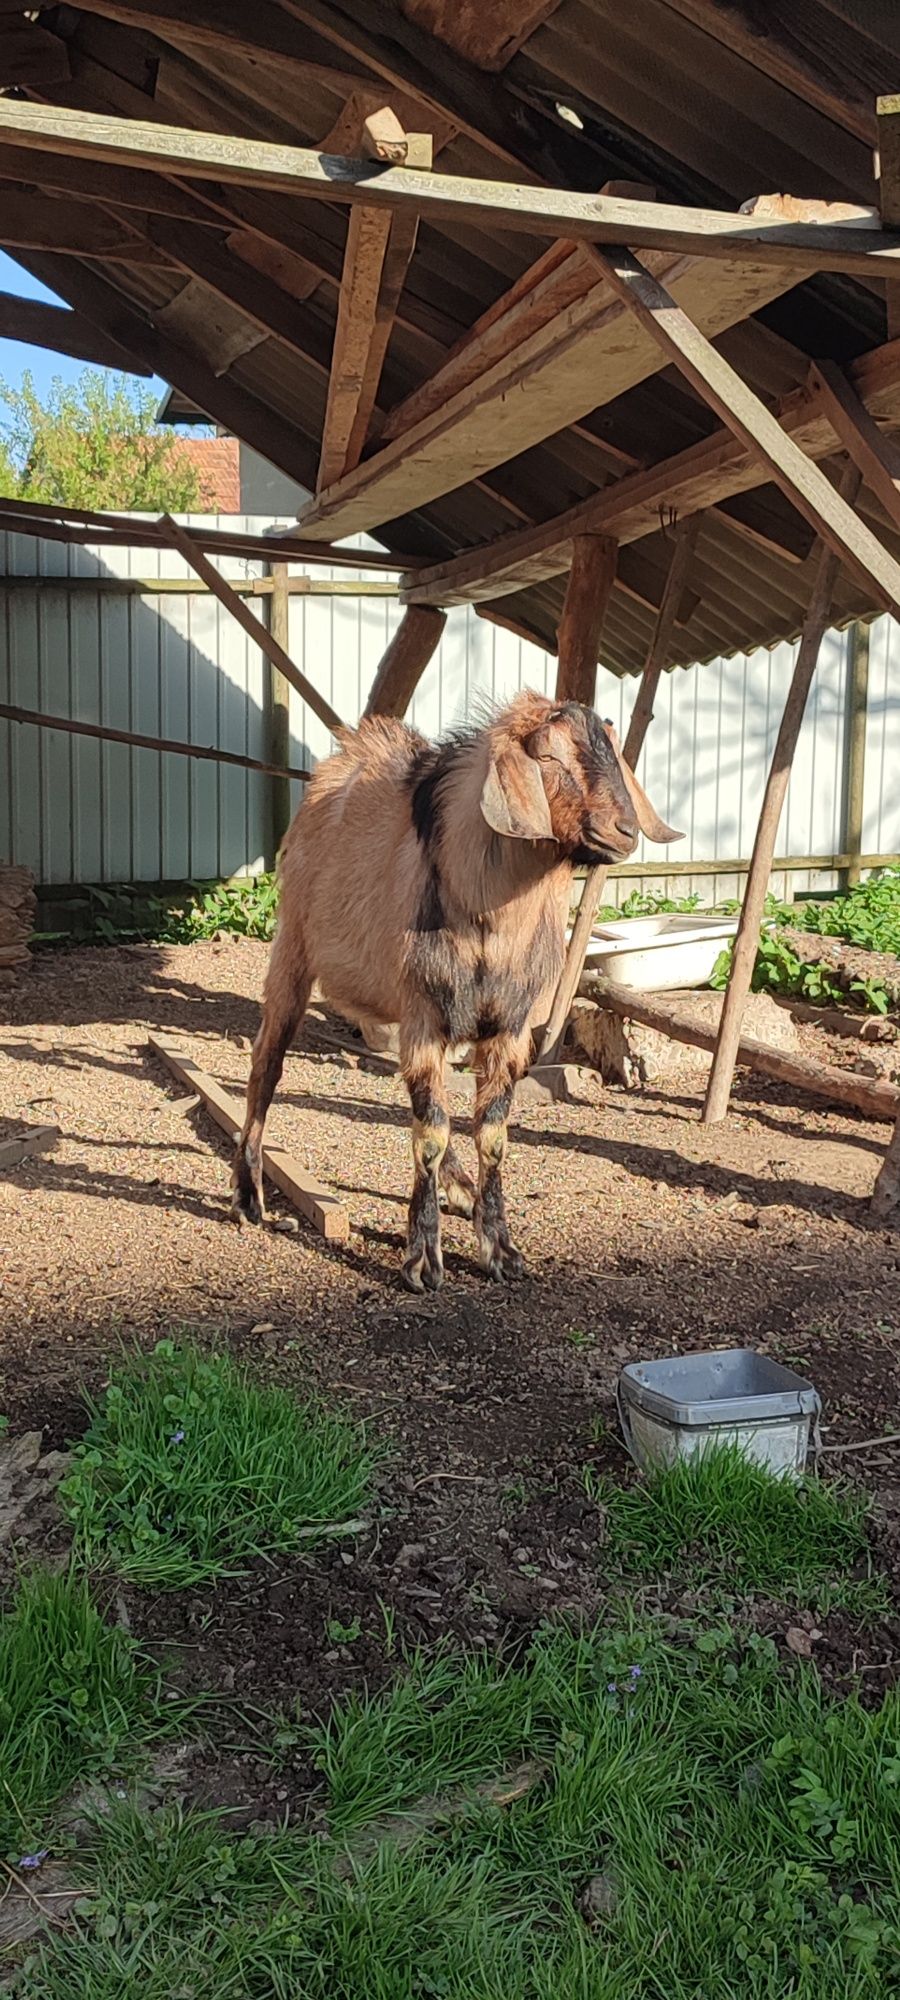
left=277, top=716, right=426, bottom=1022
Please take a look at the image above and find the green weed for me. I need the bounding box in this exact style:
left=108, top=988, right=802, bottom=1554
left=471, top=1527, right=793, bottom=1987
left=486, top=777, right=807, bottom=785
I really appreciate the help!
left=61, top=1339, right=378, bottom=1589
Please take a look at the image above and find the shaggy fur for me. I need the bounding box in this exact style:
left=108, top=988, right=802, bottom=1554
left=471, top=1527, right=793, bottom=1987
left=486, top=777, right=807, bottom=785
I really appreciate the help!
left=232, top=690, right=678, bottom=1290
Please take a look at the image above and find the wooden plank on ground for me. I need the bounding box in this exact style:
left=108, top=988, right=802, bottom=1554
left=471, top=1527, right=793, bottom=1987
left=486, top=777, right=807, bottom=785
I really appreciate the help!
left=0, top=1125, right=59, bottom=1170
left=148, top=1035, right=350, bottom=1240
left=595, top=248, right=900, bottom=617
left=401, top=337, right=900, bottom=605
left=582, top=988, right=900, bottom=1124
left=160, top=514, right=344, bottom=736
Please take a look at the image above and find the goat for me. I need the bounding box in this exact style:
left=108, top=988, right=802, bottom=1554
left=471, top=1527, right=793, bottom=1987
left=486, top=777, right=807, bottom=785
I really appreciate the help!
left=232, top=690, right=679, bottom=1289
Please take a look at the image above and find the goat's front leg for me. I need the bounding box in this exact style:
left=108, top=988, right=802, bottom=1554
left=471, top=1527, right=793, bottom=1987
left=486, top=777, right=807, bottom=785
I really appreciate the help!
left=472, top=1028, right=530, bottom=1281
left=400, top=1031, right=450, bottom=1292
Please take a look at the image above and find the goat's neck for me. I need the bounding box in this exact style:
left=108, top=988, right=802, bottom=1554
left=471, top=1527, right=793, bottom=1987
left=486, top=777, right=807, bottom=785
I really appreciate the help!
left=439, top=816, right=567, bottom=928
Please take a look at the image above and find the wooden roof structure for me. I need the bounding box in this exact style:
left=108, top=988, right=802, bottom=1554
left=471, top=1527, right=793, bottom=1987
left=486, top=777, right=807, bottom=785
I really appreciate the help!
left=1, top=0, right=900, bottom=1132
left=0, top=1, right=898, bottom=679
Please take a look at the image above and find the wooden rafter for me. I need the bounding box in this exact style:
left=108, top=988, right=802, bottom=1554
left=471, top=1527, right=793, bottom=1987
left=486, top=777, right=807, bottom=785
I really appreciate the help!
left=0, top=188, right=167, bottom=262
left=0, top=291, right=150, bottom=373
left=595, top=248, right=900, bottom=617
left=0, top=101, right=898, bottom=280
left=402, top=337, right=900, bottom=607
left=661, top=0, right=878, bottom=144
left=809, top=360, right=900, bottom=532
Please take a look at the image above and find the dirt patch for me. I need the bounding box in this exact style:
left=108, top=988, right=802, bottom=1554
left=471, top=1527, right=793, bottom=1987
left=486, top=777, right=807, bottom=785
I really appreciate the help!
left=2, top=938, right=900, bottom=1817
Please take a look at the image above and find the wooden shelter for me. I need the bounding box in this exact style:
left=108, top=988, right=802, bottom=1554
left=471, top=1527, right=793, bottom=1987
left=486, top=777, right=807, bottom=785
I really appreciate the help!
left=1, top=1, right=900, bottom=1141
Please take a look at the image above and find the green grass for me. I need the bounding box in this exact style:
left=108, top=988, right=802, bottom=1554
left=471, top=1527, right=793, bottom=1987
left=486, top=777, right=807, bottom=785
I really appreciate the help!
left=11, top=1620, right=900, bottom=1998
left=598, top=1449, right=872, bottom=1603
left=61, top=1339, right=379, bottom=1589
left=0, top=1568, right=171, bottom=1859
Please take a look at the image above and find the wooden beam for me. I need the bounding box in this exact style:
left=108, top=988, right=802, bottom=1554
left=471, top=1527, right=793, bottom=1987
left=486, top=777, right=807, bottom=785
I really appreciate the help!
left=539, top=519, right=697, bottom=1067
left=0, top=190, right=167, bottom=263
left=662, top=0, right=877, bottom=143
left=0, top=102, right=897, bottom=278
left=160, top=515, right=345, bottom=738
left=402, top=338, right=900, bottom=605
left=0, top=488, right=422, bottom=570
left=144, top=217, right=334, bottom=371
left=555, top=537, right=618, bottom=705
left=809, top=358, right=900, bottom=530
left=842, top=620, right=870, bottom=891
left=0, top=291, right=150, bottom=374
left=0, top=701, right=311, bottom=784
left=148, top=1035, right=350, bottom=1240
left=703, top=465, right=862, bottom=1126
left=583, top=985, right=900, bottom=1125
left=592, top=249, right=900, bottom=618
left=0, top=143, right=222, bottom=224
left=363, top=606, right=447, bottom=716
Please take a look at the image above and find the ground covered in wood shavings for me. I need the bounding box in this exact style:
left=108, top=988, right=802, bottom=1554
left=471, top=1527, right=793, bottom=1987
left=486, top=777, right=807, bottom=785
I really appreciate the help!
left=1, top=938, right=900, bottom=1804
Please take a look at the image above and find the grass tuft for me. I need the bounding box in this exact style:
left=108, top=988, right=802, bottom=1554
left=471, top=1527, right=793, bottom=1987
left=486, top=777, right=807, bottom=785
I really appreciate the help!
left=600, top=1448, right=871, bottom=1601
left=0, top=1568, right=169, bottom=1858
left=11, top=1621, right=900, bottom=1998
left=61, top=1339, right=378, bottom=1589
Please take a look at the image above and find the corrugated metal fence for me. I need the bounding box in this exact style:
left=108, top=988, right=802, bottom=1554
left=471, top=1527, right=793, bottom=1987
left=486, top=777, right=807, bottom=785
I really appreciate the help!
left=1, top=514, right=898, bottom=901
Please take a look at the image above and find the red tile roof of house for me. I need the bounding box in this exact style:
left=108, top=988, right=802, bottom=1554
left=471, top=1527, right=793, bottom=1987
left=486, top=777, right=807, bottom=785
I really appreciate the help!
left=171, top=436, right=240, bottom=513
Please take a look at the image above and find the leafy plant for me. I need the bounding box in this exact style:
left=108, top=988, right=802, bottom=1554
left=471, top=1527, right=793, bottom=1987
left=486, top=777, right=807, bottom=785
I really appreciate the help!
left=711, top=932, right=891, bottom=1015
left=0, top=369, right=212, bottom=511
left=61, top=1339, right=379, bottom=1588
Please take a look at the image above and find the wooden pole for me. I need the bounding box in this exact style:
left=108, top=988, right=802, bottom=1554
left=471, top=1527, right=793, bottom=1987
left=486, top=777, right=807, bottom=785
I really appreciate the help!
left=0, top=700, right=311, bottom=782
left=267, top=561, right=293, bottom=860
left=160, top=515, right=345, bottom=737
left=872, top=1116, right=900, bottom=1221
left=555, top=534, right=618, bottom=705
left=843, top=619, right=870, bottom=889
left=702, top=465, right=862, bottom=1124
left=363, top=604, right=447, bottom=716
left=582, top=984, right=900, bottom=1123
left=538, top=520, right=698, bottom=1067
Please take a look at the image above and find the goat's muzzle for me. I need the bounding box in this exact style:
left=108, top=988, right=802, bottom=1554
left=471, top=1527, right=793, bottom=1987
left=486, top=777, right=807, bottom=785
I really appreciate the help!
left=581, top=812, right=639, bottom=863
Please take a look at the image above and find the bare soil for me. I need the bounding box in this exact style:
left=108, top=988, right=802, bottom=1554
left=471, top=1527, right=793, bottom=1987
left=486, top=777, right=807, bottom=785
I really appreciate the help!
left=2, top=940, right=900, bottom=1818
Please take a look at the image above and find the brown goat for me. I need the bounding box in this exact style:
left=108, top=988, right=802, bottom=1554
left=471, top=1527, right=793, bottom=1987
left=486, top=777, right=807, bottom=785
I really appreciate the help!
left=232, top=691, right=679, bottom=1289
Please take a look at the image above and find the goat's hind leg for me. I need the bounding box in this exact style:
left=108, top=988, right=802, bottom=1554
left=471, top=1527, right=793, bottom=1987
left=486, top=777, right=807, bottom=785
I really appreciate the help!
left=401, top=1030, right=450, bottom=1292
left=231, top=925, right=311, bottom=1224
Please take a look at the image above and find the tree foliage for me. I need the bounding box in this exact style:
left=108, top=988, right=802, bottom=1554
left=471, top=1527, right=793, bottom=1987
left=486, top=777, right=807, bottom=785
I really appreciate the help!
left=0, top=368, right=209, bottom=511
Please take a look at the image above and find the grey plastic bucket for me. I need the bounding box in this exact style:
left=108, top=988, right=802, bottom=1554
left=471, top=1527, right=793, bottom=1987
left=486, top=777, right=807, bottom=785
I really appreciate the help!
left=617, top=1348, right=821, bottom=1480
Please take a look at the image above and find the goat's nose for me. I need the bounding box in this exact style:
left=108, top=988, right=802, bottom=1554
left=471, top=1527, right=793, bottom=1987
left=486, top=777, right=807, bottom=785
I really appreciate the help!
left=616, top=815, right=638, bottom=842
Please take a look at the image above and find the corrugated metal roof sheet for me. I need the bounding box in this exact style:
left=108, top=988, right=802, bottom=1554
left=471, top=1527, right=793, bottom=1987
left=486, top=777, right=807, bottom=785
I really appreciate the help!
left=2, top=0, right=900, bottom=672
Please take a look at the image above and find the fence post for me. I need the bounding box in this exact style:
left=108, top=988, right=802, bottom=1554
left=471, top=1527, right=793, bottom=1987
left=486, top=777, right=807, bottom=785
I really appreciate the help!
left=267, top=561, right=293, bottom=862
left=843, top=618, right=870, bottom=890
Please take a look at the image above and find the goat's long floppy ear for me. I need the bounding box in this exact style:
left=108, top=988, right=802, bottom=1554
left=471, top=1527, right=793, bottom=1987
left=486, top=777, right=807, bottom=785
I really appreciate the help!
left=481, top=744, right=554, bottom=841
left=602, top=721, right=683, bottom=844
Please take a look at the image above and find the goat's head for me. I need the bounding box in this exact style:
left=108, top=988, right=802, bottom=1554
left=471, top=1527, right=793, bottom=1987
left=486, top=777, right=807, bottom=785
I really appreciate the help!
left=480, top=692, right=681, bottom=864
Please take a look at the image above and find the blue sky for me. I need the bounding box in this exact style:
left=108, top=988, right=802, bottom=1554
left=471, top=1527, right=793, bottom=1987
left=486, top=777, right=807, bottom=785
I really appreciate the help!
left=0, top=250, right=166, bottom=399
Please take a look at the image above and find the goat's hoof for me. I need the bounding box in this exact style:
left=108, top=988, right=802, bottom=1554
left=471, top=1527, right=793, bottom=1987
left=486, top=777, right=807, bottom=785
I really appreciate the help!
left=477, top=1236, right=524, bottom=1282
left=231, top=1182, right=265, bottom=1226
left=402, top=1242, right=444, bottom=1292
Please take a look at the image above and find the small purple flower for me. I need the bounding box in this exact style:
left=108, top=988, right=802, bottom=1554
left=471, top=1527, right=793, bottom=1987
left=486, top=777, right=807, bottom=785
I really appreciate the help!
left=170, top=1429, right=185, bottom=1445
left=607, top=1681, right=618, bottom=1694
left=19, top=1850, right=48, bottom=1872
left=628, top=1665, right=643, bottom=1680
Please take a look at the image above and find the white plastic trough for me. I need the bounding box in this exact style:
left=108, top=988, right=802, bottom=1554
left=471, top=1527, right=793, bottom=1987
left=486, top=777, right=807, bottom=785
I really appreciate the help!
left=575, top=912, right=740, bottom=993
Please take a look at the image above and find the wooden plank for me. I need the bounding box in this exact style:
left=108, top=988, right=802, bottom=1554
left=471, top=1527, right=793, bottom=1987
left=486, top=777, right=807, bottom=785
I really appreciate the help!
left=160, top=515, right=345, bottom=737
left=555, top=537, right=618, bottom=705
left=809, top=358, right=900, bottom=529
left=877, top=95, right=900, bottom=229
left=0, top=489, right=422, bottom=569
left=842, top=620, right=870, bottom=892
left=0, top=102, right=897, bottom=278
left=583, top=986, right=900, bottom=1125
left=402, top=338, right=900, bottom=605
left=318, top=204, right=392, bottom=490
left=0, top=142, right=220, bottom=222
left=702, top=465, right=861, bottom=1126
left=295, top=250, right=803, bottom=541
left=597, top=248, right=900, bottom=618
left=662, top=0, right=877, bottom=143
left=0, top=189, right=168, bottom=262
left=0, top=701, right=312, bottom=783
left=0, top=291, right=150, bottom=373
left=0, top=1125, right=59, bottom=1171
left=364, top=606, right=447, bottom=715
left=148, top=1035, right=350, bottom=1240
left=539, top=520, right=698, bottom=1067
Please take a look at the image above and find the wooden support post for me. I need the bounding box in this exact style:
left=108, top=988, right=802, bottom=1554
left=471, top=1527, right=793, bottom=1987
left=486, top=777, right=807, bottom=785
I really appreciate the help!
left=702, top=465, right=862, bottom=1125
left=363, top=604, right=447, bottom=716
left=877, top=96, right=900, bottom=339
left=555, top=535, right=618, bottom=704
left=872, top=1116, right=900, bottom=1222
left=160, top=515, right=344, bottom=737
left=538, top=518, right=697, bottom=1067
left=267, top=562, right=293, bottom=861
left=843, top=619, right=870, bottom=890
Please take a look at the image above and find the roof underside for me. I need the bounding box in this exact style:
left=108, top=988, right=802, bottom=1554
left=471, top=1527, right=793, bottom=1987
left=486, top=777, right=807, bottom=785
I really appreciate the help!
left=2, top=0, right=899, bottom=674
